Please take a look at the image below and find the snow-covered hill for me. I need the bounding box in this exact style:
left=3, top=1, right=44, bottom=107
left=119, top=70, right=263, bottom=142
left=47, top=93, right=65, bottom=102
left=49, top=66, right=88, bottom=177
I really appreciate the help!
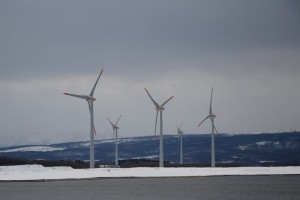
left=0, top=132, right=299, bottom=166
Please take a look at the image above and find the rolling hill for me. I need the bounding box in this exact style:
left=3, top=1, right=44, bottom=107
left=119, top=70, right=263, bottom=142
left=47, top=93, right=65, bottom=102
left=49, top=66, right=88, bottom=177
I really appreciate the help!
left=1, top=132, right=299, bottom=166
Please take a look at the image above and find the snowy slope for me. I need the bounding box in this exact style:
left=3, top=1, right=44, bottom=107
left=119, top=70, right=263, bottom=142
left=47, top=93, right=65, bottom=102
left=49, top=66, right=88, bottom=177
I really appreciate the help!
left=0, top=132, right=299, bottom=165
left=0, top=146, right=65, bottom=153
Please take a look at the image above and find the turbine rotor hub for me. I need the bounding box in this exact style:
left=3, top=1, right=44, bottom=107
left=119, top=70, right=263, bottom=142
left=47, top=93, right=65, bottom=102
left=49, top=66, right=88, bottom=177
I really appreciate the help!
left=86, top=96, right=96, bottom=102
left=209, top=113, right=216, bottom=118
left=156, top=107, right=164, bottom=111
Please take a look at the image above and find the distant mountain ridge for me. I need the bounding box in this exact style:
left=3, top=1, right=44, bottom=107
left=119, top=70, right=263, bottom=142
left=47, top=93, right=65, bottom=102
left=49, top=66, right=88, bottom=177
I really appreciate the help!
left=1, top=132, right=299, bottom=166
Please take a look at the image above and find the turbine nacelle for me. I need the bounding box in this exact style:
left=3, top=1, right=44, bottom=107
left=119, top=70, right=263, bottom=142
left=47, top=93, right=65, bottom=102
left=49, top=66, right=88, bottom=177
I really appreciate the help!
left=112, top=125, right=119, bottom=130
left=86, top=96, right=96, bottom=102
left=107, top=115, right=122, bottom=132
left=178, top=130, right=184, bottom=135
left=209, top=113, right=216, bottom=118
left=156, top=106, right=165, bottom=111
left=177, top=130, right=184, bottom=138
left=177, top=122, right=184, bottom=135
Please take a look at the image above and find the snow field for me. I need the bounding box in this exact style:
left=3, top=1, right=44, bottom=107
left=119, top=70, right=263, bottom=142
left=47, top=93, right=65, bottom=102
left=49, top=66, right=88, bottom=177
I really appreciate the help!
left=1, top=165, right=300, bottom=181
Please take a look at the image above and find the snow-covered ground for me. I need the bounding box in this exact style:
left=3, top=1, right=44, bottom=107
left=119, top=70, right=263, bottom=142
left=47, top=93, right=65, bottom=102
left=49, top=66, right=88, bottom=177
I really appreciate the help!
left=1, top=165, right=300, bottom=181
left=0, top=146, right=65, bottom=153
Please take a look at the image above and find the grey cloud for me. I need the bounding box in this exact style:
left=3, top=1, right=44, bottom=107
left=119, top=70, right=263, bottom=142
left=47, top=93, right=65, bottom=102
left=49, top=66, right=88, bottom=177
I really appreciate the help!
left=1, top=0, right=300, bottom=146
left=1, top=0, right=299, bottom=81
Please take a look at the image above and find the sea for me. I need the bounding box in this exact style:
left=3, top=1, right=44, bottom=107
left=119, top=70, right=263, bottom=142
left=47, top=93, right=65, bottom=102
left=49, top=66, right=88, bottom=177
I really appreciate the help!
left=1, top=175, right=299, bottom=200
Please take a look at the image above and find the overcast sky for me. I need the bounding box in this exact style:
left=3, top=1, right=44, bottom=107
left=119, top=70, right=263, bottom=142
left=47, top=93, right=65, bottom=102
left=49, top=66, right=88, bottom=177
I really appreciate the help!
left=0, top=0, right=299, bottom=147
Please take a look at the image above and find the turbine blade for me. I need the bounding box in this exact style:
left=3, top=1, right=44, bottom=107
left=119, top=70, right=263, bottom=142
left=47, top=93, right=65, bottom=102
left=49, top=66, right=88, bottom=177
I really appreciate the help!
left=116, top=115, right=122, bottom=126
left=180, top=122, right=183, bottom=130
left=161, top=96, right=174, bottom=107
left=209, top=88, right=213, bottom=114
left=107, top=117, right=114, bottom=127
left=88, top=102, right=91, bottom=112
left=154, top=110, right=158, bottom=137
left=93, top=125, right=96, bottom=135
left=214, top=125, right=219, bottom=134
left=176, top=123, right=179, bottom=134
left=112, top=130, right=115, bottom=151
left=89, top=69, right=104, bottom=97
left=198, top=116, right=209, bottom=127
left=64, top=93, right=88, bottom=100
left=89, top=102, right=96, bottom=135
left=92, top=103, right=96, bottom=135
left=144, top=88, right=159, bottom=108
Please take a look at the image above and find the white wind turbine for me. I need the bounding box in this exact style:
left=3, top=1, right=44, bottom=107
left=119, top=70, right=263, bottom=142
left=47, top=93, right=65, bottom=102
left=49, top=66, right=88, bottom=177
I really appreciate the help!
left=145, top=88, right=174, bottom=167
left=107, top=115, right=122, bottom=166
left=177, top=122, right=184, bottom=164
left=64, top=69, right=103, bottom=168
left=197, top=88, right=218, bottom=167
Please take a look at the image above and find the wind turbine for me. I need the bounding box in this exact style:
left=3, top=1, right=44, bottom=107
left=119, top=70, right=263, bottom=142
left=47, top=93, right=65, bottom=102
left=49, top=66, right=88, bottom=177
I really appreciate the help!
left=197, top=88, right=218, bottom=167
left=107, top=115, right=122, bottom=166
left=145, top=88, right=174, bottom=167
left=64, top=69, right=103, bottom=168
left=177, top=122, right=184, bottom=164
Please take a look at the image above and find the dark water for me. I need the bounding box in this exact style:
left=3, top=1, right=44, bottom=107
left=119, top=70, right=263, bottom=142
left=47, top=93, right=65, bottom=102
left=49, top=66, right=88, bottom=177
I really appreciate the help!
left=1, top=176, right=300, bottom=200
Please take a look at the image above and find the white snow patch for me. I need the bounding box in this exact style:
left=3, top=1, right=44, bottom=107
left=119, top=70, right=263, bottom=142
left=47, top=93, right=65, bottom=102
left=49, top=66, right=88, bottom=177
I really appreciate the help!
left=256, top=141, right=270, bottom=145
left=81, top=139, right=118, bottom=147
left=219, top=161, right=234, bottom=164
left=236, top=145, right=249, bottom=150
left=126, top=155, right=158, bottom=160
left=1, top=165, right=300, bottom=181
left=259, top=161, right=276, bottom=163
left=237, top=140, right=299, bottom=151
left=81, top=137, right=151, bottom=147
left=0, top=146, right=65, bottom=153
left=118, top=138, right=149, bottom=144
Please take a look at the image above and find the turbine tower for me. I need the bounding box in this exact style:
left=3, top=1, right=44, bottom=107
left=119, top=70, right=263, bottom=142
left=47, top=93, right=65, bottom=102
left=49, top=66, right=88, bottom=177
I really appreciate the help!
left=107, top=115, right=122, bottom=166
left=64, top=69, right=103, bottom=168
left=145, top=88, right=173, bottom=167
left=197, top=88, right=218, bottom=167
left=177, top=122, right=184, bottom=164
